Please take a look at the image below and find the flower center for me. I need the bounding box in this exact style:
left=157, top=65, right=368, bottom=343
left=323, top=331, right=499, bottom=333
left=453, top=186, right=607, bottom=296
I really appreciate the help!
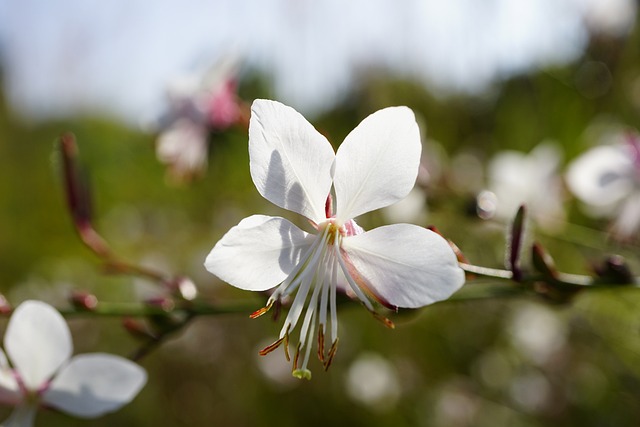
left=317, top=219, right=342, bottom=244
left=251, top=216, right=374, bottom=379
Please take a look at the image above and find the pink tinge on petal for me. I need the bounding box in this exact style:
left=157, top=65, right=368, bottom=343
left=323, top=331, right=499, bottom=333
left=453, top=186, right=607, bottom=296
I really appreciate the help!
left=341, top=219, right=364, bottom=237
left=0, top=370, right=23, bottom=406
left=339, top=248, right=397, bottom=310
left=325, top=194, right=333, bottom=219
left=625, top=132, right=640, bottom=172
left=207, top=79, right=241, bottom=129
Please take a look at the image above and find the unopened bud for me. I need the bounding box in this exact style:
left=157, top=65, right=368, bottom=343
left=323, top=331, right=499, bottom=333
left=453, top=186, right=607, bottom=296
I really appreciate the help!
left=594, top=255, right=634, bottom=285
left=168, top=276, right=198, bottom=301
left=508, top=205, right=526, bottom=282
left=122, top=317, right=157, bottom=341
left=0, top=295, right=12, bottom=315
left=531, top=242, right=557, bottom=280
left=69, top=290, right=98, bottom=311
left=145, top=296, right=175, bottom=312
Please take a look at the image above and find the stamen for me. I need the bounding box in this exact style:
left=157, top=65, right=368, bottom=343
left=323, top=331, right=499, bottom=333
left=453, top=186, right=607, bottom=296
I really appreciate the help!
left=258, top=336, right=286, bottom=356
left=249, top=298, right=274, bottom=319
left=273, top=230, right=326, bottom=300
left=372, top=312, right=396, bottom=329
left=292, top=342, right=302, bottom=372
left=255, top=219, right=354, bottom=377
left=280, top=226, right=330, bottom=299
left=333, top=238, right=375, bottom=312
left=278, top=276, right=311, bottom=339
left=330, top=252, right=338, bottom=343
left=317, top=325, right=325, bottom=362
left=323, top=339, right=339, bottom=371
left=298, top=267, right=323, bottom=349
left=283, top=327, right=291, bottom=361
left=299, top=310, right=317, bottom=374
left=318, top=254, right=331, bottom=330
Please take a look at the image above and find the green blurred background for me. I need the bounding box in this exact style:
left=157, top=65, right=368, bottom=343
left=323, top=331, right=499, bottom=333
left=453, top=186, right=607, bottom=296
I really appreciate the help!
left=2, top=4, right=640, bottom=427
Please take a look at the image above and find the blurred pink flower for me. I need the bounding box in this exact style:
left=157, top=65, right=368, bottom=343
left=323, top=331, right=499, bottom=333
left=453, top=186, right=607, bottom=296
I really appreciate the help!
left=204, top=100, right=464, bottom=378
left=155, top=57, right=245, bottom=183
left=0, top=301, right=146, bottom=427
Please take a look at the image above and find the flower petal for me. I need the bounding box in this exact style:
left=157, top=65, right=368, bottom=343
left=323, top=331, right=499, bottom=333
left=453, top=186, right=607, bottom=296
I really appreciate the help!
left=334, top=106, right=421, bottom=221
left=42, top=354, right=147, bottom=418
left=156, top=118, right=209, bottom=178
left=613, top=193, right=640, bottom=237
left=0, top=350, right=21, bottom=405
left=341, top=225, right=464, bottom=308
left=566, top=144, right=634, bottom=208
left=5, top=301, right=72, bottom=391
left=205, top=215, right=314, bottom=291
left=249, top=99, right=335, bottom=223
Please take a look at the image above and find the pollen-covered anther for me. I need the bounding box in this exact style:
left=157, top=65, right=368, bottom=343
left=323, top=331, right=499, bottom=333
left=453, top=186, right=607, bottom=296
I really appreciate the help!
left=283, top=329, right=291, bottom=361
left=258, top=325, right=291, bottom=360
left=258, top=336, right=285, bottom=356
left=249, top=298, right=274, bottom=319
left=323, top=339, right=339, bottom=371
left=372, top=311, right=396, bottom=329
left=317, top=326, right=325, bottom=362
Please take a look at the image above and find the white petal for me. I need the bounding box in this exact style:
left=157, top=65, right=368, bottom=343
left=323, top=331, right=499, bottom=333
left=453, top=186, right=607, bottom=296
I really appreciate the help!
left=334, top=107, right=421, bottom=221
left=613, top=193, right=640, bottom=237
left=205, top=215, right=314, bottom=291
left=42, top=354, right=147, bottom=418
left=248, top=99, right=335, bottom=223
left=566, top=144, right=634, bottom=208
left=0, top=350, right=21, bottom=405
left=341, top=225, right=464, bottom=308
left=156, top=118, right=208, bottom=177
left=5, top=301, right=72, bottom=391
left=0, top=404, right=37, bottom=427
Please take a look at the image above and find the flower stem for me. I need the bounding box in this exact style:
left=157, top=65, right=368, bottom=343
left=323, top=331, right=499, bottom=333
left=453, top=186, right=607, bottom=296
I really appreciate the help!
left=57, top=300, right=257, bottom=318
left=459, top=262, right=639, bottom=288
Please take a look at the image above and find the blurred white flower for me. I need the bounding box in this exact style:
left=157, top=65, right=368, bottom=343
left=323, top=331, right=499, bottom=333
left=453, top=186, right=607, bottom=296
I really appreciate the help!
left=155, top=56, right=244, bottom=183
left=509, top=302, right=566, bottom=365
left=433, top=380, right=479, bottom=426
left=0, top=301, right=146, bottom=427
left=566, top=134, right=640, bottom=238
left=579, top=0, right=637, bottom=36
left=509, top=370, right=552, bottom=413
left=156, top=118, right=210, bottom=182
left=486, top=143, right=565, bottom=230
left=346, top=353, right=401, bottom=410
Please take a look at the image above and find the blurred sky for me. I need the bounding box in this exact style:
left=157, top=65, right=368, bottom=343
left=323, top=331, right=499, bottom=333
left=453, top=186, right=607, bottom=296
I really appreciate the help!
left=0, top=0, right=636, bottom=124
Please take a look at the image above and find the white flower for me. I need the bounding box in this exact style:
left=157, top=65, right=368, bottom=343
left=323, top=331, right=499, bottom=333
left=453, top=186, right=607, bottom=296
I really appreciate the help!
left=566, top=136, right=640, bottom=238
left=156, top=118, right=210, bottom=181
left=0, top=301, right=147, bottom=427
left=486, top=143, right=565, bottom=230
left=205, top=99, right=465, bottom=378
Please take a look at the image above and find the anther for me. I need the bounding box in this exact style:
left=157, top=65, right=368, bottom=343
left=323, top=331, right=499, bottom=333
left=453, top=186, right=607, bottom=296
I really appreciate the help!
left=292, top=343, right=302, bottom=373
left=323, top=339, right=339, bottom=371
left=258, top=336, right=286, bottom=356
left=250, top=299, right=274, bottom=319
left=317, top=326, right=325, bottom=362
left=372, top=312, right=395, bottom=329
